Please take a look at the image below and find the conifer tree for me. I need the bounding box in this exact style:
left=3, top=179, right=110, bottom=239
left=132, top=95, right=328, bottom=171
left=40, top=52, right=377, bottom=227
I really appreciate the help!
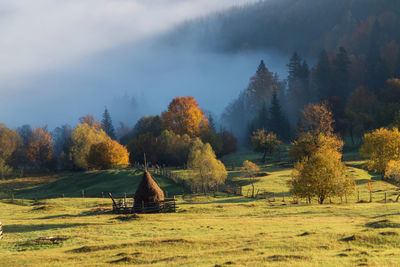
left=102, top=107, right=116, bottom=140
left=332, top=47, right=351, bottom=99
left=314, top=50, right=332, bottom=99
left=268, top=90, right=290, bottom=140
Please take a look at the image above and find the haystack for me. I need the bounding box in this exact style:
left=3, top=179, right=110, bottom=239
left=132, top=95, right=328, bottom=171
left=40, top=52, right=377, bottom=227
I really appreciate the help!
left=134, top=171, right=165, bottom=205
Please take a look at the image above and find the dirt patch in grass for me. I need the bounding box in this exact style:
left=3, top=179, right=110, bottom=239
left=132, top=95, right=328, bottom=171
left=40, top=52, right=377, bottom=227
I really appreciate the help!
left=337, top=253, right=348, bottom=257
left=113, top=214, right=140, bottom=221
left=366, top=219, right=400, bottom=229
left=341, top=235, right=357, bottom=242
left=267, top=255, right=309, bottom=262
left=31, top=205, right=54, bottom=211
left=298, top=231, right=315, bottom=236
left=34, top=236, right=69, bottom=244
left=109, top=255, right=138, bottom=264
left=380, top=231, right=398, bottom=236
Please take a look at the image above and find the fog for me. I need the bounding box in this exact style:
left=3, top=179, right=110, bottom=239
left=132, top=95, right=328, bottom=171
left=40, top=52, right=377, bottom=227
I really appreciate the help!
left=0, top=0, right=289, bottom=129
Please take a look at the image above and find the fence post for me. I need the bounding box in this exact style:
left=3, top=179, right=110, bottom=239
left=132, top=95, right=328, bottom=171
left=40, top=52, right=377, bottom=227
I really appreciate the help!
left=385, top=192, right=387, bottom=203
left=12, top=193, right=14, bottom=202
left=62, top=194, right=65, bottom=198
left=370, top=191, right=372, bottom=203
left=82, top=190, right=85, bottom=198
left=357, top=191, right=359, bottom=202
left=101, top=192, right=104, bottom=198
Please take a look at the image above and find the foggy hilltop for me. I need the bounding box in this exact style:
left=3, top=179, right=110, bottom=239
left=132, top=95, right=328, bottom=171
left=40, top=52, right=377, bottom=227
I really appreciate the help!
left=2, top=0, right=400, bottom=137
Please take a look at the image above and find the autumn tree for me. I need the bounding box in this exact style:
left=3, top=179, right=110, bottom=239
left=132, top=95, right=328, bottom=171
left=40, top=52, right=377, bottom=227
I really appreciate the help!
left=385, top=160, right=400, bottom=201
left=0, top=124, right=21, bottom=172
left=241, top=160, right=260, bottom=198
left=26, top=127, right=55, bottom=169
left=289, top=147, right=354, bottom=204
left=71, top=123, right=109, bottom=169
left=188, top=139, right=227, bottom=193
left=102, top=107, right=116, bottom=140
left=79, top=115, right=103, bottom=131
left=290, top=132, right=343, bottom=162
left=162, top=97, right=209, bottom=137
left=360, top=128, right=400, bottom=176
left=297, top=103, right=334, bottom=136
left=87, top=139, right=129, bottom=169
left=251, top=130, right=282, bottom=163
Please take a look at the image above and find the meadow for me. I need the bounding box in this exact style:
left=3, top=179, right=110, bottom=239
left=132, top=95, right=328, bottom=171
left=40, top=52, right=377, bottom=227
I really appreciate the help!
left=1, top=151, right=400, bottom=266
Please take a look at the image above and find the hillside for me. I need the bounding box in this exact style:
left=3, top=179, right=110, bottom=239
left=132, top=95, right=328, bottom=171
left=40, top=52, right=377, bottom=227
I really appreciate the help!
left=0, top=170, right=186, bottom=200
left=170, top=0, right=400, bottom=57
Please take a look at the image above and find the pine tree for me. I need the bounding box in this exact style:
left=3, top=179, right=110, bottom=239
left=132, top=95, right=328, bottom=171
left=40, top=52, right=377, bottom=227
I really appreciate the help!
left=256, top=102, right=269, bottom=130
left=287, top=52, right=302, bottom=89
left=314, top=50, right=332, bottom=99
left=332, top=47, right=351, bottom=99
left=102, top=107, right=116, bottom=140
left=268, top=90, right=290, bottom=140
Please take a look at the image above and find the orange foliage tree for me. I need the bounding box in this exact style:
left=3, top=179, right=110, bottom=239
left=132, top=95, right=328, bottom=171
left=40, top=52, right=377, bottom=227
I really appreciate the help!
left=161, top=96, right=209, bottom=137
left=298, top=103, right=334, bottom=136
left=26, top=127, right=54, bottom=169
left=87, top=139, right=130, bottom=169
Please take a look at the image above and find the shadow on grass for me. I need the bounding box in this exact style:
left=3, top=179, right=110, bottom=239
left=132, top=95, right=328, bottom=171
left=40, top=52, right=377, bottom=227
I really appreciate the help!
left=3, top=223, right=97, bottom=233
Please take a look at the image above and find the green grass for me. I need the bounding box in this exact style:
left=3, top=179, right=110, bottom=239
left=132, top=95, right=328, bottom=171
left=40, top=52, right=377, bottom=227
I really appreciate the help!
left=1, top=151, right=400, bottom=266
left=0, top=169, right=186, bottom=200
left=1, top=197, right=400, bottom=266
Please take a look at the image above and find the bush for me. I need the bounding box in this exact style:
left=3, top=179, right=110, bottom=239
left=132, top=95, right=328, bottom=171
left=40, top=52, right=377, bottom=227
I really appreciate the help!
left=87, top=139, right=130, bottom=169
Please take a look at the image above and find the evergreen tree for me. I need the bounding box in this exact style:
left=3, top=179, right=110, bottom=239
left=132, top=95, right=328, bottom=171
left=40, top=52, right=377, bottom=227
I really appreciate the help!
left=102, top=107, right=116, bottom=140
left=287, top=52, right=302, bottom=89
left=332, top=47, right=351, bottom=99
left=268, top=90, right=290, bottom=140
left=256, top=102, right=269, bottom=130
left=314, top=49, right=332, bottom=99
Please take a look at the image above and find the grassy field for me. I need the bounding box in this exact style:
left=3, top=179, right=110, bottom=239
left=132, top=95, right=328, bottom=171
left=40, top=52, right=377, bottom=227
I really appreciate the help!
left=1, top=196, right=400, bottom=266
left=1, top=151, right=400, bottom=266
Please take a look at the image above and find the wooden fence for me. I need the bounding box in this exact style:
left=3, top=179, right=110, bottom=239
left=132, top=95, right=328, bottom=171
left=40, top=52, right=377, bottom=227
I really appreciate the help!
left=109, top=193, right=177, bottom=214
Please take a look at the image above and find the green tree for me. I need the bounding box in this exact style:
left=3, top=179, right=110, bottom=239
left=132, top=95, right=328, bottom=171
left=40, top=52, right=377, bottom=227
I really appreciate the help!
left=102, top=107, right=116, bottom=140
left=188, top=139, right=227, bottom=193
left=268, top=90, right=290, bottom=140
left=314, top=49, right=332, bottom=99
left=332, top=47, right=351, bottom=99
left=251, top=130, right=282, bottom=163
left=241, top=160, right=260, bottom=198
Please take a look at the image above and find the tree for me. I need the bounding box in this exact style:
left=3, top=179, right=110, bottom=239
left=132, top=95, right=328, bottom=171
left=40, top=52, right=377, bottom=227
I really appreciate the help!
left=79, top=115, right=103, bottom=130
left=71, top=123, right=109, bottom=169
left=297, top=103, right=334, bottom=136
left=52, top=125, right=73, bottom=170
left=102, top=107, right=116, bottom=140
left=87, top=139, right=129, bottom=169
left=289, top=147, right=354, bottom=204
left=220, top=131, right=238, bottom=156
left=162, top=96, right=209, bottom=137
left=360, top=128, right=400, bottom=176
left=241, top=160, right=260, bottom=198
left=120, top=116, right=162, bottom=146
left=247, top=60, right=284, bottom=112
left=188, top=139, right=227, bottom=193
left=251, top=130, right=281, bottom=163
left=385, top=160, right=400, bottom=201
left=332, top=47, right=351, bottom=99
left=0, top=123, right=21, bottom=167
left=268, top=90, right=291, bottom=140
left=345, top=87, right=379, bottom=143
left=26, top=127, right=55, bottom=169
left=314, top=49, right=332, bottom=99
left=290, top=132, right=343, bottom=162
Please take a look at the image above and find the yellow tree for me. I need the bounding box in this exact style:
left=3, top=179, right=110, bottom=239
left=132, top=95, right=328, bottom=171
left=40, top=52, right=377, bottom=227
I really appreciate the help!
left=251, top=130, right=281, bottom=163
left=0, top=123, right=21, bottom=166
left=385, top=160, right=400, bottom=201
left=87, top=139, right=129, bottom=169
left=71, top=123, right=109, bottom=169
left=360, top=128, right=400, bottom=176
left=188, top=139, right=227, bottom=192
left=290, top=132, right=343, bottom=162
left=26, top=127, right=54, bottom=169
left=241, top=160, right=260, bottom=198
left=161, top=96, right=209, bottom=137
left=289, top=148, right=354, bottom=204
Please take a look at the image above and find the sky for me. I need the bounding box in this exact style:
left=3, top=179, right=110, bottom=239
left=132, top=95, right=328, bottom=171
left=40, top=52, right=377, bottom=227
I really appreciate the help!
left=0, top=0, right=288, bottom=129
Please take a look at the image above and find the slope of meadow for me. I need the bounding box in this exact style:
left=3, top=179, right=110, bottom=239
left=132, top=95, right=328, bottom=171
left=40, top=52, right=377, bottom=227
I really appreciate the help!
left=1, top=152, right=400, bottom=266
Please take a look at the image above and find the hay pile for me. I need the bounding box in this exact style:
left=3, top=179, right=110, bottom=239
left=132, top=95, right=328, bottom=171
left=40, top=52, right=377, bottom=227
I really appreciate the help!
left=134, top=171, right=164, bottom=205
